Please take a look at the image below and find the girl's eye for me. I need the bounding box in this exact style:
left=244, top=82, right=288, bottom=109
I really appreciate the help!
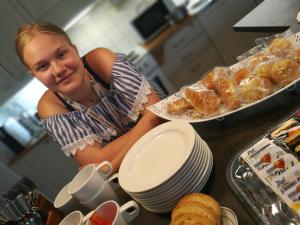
left=36, top=63, right=48, bottom=72
left=57, top=51, right=66, bottom=59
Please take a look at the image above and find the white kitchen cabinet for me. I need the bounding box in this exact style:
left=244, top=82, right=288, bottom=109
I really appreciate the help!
left=41, top=0, right=96, bottom=28
left=8, top=0, right=96, bottom=28
left=10, top=136, right=79, bottom=201
left=0, top=1, right=30, bottom=81
left=7, top=0, right=60, bottom=21
left=197, top=0, right=268, bottom=65
left=0, top=64, right=23, bottom=104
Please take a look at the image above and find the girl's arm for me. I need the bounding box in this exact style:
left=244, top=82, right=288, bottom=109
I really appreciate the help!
left=73, top=89, right=163, bottom=172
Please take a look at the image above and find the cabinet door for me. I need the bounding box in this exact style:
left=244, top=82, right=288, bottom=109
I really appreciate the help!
left=170, top=41, right=224, bottom=89
left=198, top=0, right=268, bottom=65
left=8, top=0, right=60, bottom=20
left=10, top=137, right=79, bottom=201
left=0, top=1, right=29, bottom=80
left=163, top=28, right=224, bottom=89
left=0, top=63, right=27, bottom=104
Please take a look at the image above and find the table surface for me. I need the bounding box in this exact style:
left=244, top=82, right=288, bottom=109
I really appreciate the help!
left=233, top=0, right=299, bottom=32
left=114, top=84, right=300, bottom=225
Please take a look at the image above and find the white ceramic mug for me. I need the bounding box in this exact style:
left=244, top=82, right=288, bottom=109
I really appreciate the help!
left=59, top=201, right=139, bottom=225
left=58, top=210, right=92, bottom=225
left=68, top=161, right=113, bottom=203
left=80, top=173, right=120, bottom=209
left=54, top=183, right=89, bottom=215
left=87, top=200, right=140, bottom=225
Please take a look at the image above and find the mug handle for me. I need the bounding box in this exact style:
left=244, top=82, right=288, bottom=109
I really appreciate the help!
left=108, top=173, right=120, bottom=190
left=96, top=161, right=113, bottom=178
left=120, top=201, right=140, bottom=223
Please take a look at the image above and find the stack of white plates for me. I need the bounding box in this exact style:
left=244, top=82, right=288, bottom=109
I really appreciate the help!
left=119, top=120, right=213, bottom=213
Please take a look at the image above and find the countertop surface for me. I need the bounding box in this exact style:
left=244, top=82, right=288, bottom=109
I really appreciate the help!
left=119, top=86, right=300, bottom=225
left=234, top=0, right=299, bottom=32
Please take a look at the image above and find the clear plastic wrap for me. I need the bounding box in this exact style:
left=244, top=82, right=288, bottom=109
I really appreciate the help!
left=227, top=110, right=300, bottom=225
left=149, top=31, right=300, bottom=122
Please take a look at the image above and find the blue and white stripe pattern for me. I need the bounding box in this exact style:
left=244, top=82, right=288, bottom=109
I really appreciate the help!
left=41, top=53, right=152, bottom=156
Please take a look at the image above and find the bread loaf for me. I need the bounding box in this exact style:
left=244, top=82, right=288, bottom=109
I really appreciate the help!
left=271, top=58, right=300, bottom=86
left=166, top=98, right=191, bottom=114
left=171, top=193, right=221, bottom=225
left=183, top=88, right=221, bottom=116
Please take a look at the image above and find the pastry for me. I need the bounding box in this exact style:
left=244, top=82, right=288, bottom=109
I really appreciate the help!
left=295, top=144, right=300, bottom=153
left=293, top=48, right=300, bottom=63
left=271, top=118, right=298, bottom=138
left=171, top=193, right=221, bottom=225
left=166, top=98, right=191, bottom=114
left=213, top=78, right=241, bottom=111
left=171, top=213, right=214, bottom=225
left=202, top=67, right=230, bottom=90
left=202, top=72, right=215, bottom=90
left=184, top=88, right=221, bottom=116
left=240, top=77, right=273, bottom=103
left=233, top=68, right=250, bottom=85
left=176, top=193, right=221, bottom=222
left=253, top=62, right=273, bottom=79
left=172, top=202, right=217, bottom=225
left=271, top=58, right=300, bottom=85
left=285, top=129, right=300, bottom=147
left=268, top=38, right=292, bottom=57
left=247, top=52, right=269, bottom=69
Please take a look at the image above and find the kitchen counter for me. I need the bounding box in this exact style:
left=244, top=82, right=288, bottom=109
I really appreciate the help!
left=8, top=131, right=48, bottom=165
left=126, top=84, right=300, bottom=225
left=233, top=0, right=299, bottom=32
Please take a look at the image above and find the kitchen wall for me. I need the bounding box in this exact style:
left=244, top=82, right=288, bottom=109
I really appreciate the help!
left=65, top=0, right=156, bottom=56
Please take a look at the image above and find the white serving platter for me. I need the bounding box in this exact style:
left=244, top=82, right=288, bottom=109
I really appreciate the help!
left=148, top=32, right=300, bottom=123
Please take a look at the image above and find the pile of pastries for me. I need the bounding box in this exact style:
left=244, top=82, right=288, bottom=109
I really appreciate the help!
left=170, top=193, right=221, bottom=225
left=166, top=37, right=300, bottom=118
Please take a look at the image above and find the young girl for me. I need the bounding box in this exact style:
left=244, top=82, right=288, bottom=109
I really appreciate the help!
left=15, top=21, right=163, bottom=172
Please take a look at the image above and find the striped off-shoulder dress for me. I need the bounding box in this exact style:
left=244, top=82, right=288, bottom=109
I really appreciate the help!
left=41, top=53, right=154, bottom=157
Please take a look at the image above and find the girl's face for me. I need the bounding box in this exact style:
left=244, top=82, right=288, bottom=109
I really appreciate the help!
left=23, top=33, right=85, bottom=95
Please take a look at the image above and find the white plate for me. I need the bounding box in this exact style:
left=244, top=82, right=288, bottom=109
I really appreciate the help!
left=136, top=144, right=206, bottom=205
left=129, top=138, right=202, bottom=199
left=135, top=151, right=213, bottom=211
left=128, top=134, right=211, bottom=205
left=119, top=121, right=195, bottom=193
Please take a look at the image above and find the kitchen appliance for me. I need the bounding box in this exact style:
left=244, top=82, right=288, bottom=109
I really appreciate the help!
left=131, top=0, right=173, bottom=44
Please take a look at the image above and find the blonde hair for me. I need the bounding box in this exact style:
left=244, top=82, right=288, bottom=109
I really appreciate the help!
left=15, top=21, right=72, bottom=66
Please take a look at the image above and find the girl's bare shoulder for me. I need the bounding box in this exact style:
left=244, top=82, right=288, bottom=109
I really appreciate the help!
left=84, top=48, right=116, bottom=83
left=37, top=90, right=69, bottom=119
